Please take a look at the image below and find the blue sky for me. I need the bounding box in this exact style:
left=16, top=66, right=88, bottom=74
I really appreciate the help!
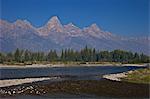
left=0, top=0, right=149, bottom=37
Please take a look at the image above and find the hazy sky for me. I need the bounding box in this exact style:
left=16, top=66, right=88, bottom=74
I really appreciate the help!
left=0, top=0, right=149, bottom=37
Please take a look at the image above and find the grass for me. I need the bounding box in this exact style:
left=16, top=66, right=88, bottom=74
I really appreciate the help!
left=123, top=68, right=150, bottom=84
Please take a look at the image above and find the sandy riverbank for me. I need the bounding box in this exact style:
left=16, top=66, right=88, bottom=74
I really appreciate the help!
left=0, top=77, right=58, bottom=88
left=103, top=71, right=133, bottom=81
left=0, top=63, right=148, bottom=68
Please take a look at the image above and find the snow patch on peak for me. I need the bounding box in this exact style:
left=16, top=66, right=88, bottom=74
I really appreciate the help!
left=66, top=23, right=76, bottom=27
left=64, top=23, right=79, bottom=29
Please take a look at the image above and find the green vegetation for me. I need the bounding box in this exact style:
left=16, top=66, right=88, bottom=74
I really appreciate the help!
left=123, top=68, right=150, bottom=84
left=0, top=46, right=149, bottom=64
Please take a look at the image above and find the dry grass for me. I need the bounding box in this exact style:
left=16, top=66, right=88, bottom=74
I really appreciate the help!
left=123, top=68, right=150, bottom=84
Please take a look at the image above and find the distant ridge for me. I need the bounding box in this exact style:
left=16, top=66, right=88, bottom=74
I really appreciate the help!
left=0, top=16, right=149, bottom=54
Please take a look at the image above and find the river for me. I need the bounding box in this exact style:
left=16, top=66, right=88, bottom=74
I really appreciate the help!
left=0, top=65, right=147, bottom=99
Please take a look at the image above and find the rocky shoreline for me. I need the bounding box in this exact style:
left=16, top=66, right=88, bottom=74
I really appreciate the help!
left=0, top=79, right=149, bottom=98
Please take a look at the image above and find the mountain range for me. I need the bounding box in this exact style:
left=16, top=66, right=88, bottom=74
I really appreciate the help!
left=0, top=16, right=149, bottom=54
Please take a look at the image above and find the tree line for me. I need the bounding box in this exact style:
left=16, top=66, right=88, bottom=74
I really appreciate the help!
left=0, top=46, right=149, bottom=64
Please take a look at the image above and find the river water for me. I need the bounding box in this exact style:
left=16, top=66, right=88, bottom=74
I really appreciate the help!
left=0, top=66, right=144, bottom=80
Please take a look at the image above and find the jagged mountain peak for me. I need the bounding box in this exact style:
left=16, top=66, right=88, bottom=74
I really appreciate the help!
left=23, top=20, right=32, bottom=25
left=90, top=23, right=98, bottom=27
left=63, top=22, right=82, bottom=36
left=13, top=19, right=33, bottom=28
left=89, top=23, right=101, bottom=31
left=0, top=17, right=149, bottom=54
left=66, top=22, right=75, bottom=26
left=38, top=16, right=64, bottom=36
left=0, top=19, right=8, bottom=23
left=64, top=22, right=79, bottom=29
left=50, top=16, right=59, bottom=20
left=46, top=16, right=61, bottom=25
left=0, top=19, right=10, bottom=26
left=14, top=19, right=26, bottom=25
left=45, top=16, right=63, bottom=32
left=83, top=23, right=101, bottom=33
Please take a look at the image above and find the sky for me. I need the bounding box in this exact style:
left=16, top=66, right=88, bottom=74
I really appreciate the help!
left=0, top=0, right=149, bottom=37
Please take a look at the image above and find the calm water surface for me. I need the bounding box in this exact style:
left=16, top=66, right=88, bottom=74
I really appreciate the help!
left=0, top=66, right=144, bottom=80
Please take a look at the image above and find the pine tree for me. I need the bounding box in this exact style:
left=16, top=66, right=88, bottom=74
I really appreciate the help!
left=61, top=49, right=65, bottom=61
left=24, top=50, right=30, bottom=61
left=0, top=52, right=5, bottom=63
left=47, top=50, right=58, bottom=62
left=14, top=48, right=21, bottom=62
left=6, top=52, right=13, bottom=62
